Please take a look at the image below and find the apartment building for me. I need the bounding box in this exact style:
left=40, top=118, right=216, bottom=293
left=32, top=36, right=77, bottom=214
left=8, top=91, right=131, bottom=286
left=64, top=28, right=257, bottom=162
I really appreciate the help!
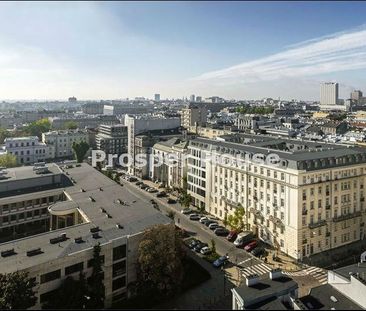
left=150, top=138, right=188, bottom=189
left=180, top=104, right=208, bottom=129
left=187, top=135, right=366, bottom=260
left=42, top=130, right=89, bottom=159
left=0, top=163, right=171, bottom=309
left=96, top=124, right=128, bottom=156
left=124, top=114, right=181, bottom=174
left=50, top=115, right=120, bottom=130
left=3, top=136, right=54, bottom=164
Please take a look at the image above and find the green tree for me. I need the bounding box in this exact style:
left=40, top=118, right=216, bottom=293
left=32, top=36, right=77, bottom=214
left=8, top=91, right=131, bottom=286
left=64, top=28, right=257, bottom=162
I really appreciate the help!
left=42, top=273, right=88, bottom=309
left=24, top=118, right=51, bottom=138
left=210, top=239, right=216, bottom=254
left=0, top=128, right=14, bottom=144
left=135, top=224, right=185, bottom=300
left=167, top=210, right=176, bottom=220
left=0, top=154, right=17, bottom=168
left=226, top=206, right=246, bottom=231
left=63, top=121, right=78, bottom=130
left=179, top=193, right=192, bottom=208
left=0, top=271, right=37, bottom=309
left=86, top=243, right=105, bottom=309
left=72, top=141, right=90, bottom=163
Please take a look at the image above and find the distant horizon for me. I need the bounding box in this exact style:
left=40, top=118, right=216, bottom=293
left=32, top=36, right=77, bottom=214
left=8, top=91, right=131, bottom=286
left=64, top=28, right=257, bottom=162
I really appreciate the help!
left=0, top=2, right=366, bottom=100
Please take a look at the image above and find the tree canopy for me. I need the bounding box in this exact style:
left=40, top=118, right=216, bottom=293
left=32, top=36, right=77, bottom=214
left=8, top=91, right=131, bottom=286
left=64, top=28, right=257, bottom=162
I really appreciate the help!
left=236, top=106, right=274, bottom=115
left=63, top=121, right=78, bottom=130
left=135, top=224, right=185, bottom=300
left=72, top=141, right=90, bottom=163
left=23, top=118, right=51, bottom=138
left=0, top=154, right=18, bottom=168
left=0, top=271, right=37, bottom=309
left=226, top=206, right=246, bottom=231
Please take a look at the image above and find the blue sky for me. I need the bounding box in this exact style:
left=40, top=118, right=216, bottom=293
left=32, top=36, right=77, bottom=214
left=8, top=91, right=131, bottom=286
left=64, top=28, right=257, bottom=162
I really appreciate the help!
left=1, top=1, right=366, bottom=100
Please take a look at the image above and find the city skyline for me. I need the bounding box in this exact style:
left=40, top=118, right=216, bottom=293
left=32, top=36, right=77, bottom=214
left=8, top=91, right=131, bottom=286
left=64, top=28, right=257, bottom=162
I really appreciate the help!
left=1, top=1, right=366, bottom=100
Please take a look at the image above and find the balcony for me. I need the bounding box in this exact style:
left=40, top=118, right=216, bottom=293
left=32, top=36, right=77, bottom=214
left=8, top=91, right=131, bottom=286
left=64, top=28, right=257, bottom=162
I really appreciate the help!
left=326, top=232, right=331, bottom=237
left=333, top=211, right=362, bottom=223
left=308, top=219, right=327, bottom=229
left=302, top=210, right=308, bottom=215
left=325, top=204, right=331, bottom=210
left=302, top=239, right=307, bottom=244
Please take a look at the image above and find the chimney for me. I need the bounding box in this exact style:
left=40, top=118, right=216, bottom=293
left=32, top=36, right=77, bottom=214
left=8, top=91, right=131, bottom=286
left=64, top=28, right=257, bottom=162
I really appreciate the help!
left=270, top=268, right=283, bottom=280
left=245, top=273, right=260, bottom=287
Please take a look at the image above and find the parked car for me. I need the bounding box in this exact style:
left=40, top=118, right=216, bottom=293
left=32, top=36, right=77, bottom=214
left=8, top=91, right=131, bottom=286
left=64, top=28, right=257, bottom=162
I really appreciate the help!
left=251, top=247, right=265, bottom=257
left=214, top=228, right=230, bottom=236
left=205, top=220, right=217, bottom=227
left=188, top=239, right=200, bottom=249
left=135, top=181, right=143, bottom=186
left=181, top=208, right=193, bottom=214
left=234, top=231, right=254, bottom=247
left=193, top=242, right=208, bottom=253
left=208, top=222, right=219, bottom=230
left=147, top=188, right=158, bottom=193
left=167, top=198, right=177, bottom=204
left=213, top=255, right=229, bottom=268
left=244, top=240, right=258, bottom=252
left=199, top=216, right=209, bottom=223
left=128, top=177, right=137, bottom=182
left=156, top=191, right=167, bottom=198
left=139, top=183, right=148, bottom=189
left=200, top=246, right=212, bottom=255
left=189, top=213, right=201, bottom=221
left=227, top=230, right=239, bottom=242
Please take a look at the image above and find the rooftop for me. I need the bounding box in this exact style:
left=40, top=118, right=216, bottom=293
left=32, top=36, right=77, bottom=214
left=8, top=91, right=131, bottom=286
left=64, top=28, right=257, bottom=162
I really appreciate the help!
left=0, top=163, right=171, bottom=273
left=298, top=284, right=362, bottom=310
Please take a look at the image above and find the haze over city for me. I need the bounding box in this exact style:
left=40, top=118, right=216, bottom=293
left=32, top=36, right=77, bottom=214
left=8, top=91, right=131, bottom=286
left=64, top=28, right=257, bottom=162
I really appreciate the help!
left=1, top=1, right=366, bottom=101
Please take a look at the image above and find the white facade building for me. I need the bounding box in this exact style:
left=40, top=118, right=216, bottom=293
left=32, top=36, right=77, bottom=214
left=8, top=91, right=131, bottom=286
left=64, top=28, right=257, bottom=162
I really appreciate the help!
left=4, top=136, right=54, bottom=164
left=320, top=82, right=339, bottom=106
left=42, top=130, right=89, bottom=159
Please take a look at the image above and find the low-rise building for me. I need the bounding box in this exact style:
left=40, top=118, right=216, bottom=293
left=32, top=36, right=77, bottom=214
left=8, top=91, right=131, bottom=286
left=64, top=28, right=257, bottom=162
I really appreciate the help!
left=0, top=163, right=171, bottom=309
left=96, top=124, right=128, bottom=157
left=3, top=136, right=54, bottom=164
left=42, top=130, right=89, bottom=159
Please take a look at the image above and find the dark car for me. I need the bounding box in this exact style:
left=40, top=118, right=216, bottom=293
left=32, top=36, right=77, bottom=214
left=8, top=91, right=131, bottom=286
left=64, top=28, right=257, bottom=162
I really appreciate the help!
left=188, top=239, right=200, bottom=249
left=227, top=230, right=239, bottom=242
left=167, top=198, right=177, bottom=204
left=251, top=247, right=265, bottom=257
left=213, top=255, right=229, bottom=268
left=204, top=220, right=217, bottom=227
left=209, top=223, right=220, bottom=230
left=128, top=177, right=137, bottom=182
left=135, top=181, right=143, bottom=186
left=139, top=183, right=148, bottom=189
left=193, top=242, right=208, bottom=253
left=214, top=228, right=230, bottom=236
left=156, top=191, right=167, bottom=198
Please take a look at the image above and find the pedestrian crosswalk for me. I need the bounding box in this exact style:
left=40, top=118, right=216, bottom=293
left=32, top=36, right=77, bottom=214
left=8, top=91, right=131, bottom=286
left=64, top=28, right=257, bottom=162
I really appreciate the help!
left=240, top=263, right=272, bottom=277
left=283, top=266, right=328, bottom=284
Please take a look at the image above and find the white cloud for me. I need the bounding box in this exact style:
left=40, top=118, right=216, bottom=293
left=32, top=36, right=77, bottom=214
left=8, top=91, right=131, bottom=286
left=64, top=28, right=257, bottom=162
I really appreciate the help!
left=191, top=25, right=366, bottom=84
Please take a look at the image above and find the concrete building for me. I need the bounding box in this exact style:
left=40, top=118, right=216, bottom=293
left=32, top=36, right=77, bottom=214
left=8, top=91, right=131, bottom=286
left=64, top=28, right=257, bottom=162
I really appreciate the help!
left=187, top=135, right=366, bottom=260
left=154, top=94, right=160, bottom=102
left=81, top=103, right=104, bottom=115
left=320, top=82, right=339, bottom=106
left=351, top=90, right=363, bottom=102
left=320, top=121, right=348, bottom=136
left=124, top=115, right=181, bottom=175
left=3, top=136, right=54, bottom=165
left=133, top=135, right=158, bottom=180
left=189, top=95, right=195, bottom=102
left=232, top=269, right=298, bottom=310
left=96, top=124, right=128, bottom=157
left=50, top=115, right=120, bottom=130
left=181, top=104, right=208, bottom=129
left=42, top=130, right=89, bottom=159
left=150, top=138, right=188, bottom=189
left=0, top=163, right=171, bottom=309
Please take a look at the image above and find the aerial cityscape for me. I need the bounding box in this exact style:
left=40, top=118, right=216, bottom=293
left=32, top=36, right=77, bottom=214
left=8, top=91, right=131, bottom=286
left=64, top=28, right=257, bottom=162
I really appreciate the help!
left=0, top=1, right=366, bottom=310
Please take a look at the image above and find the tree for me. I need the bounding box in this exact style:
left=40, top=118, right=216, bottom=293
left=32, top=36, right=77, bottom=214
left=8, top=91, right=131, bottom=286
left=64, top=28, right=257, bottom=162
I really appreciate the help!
left=63, top=121, right=78, bottom=130
left=179, top=193, right=192, bottom=208
left=42, top=273, right=88, bottom=309
left=226, top=206, right=246, bottom=231
left=0, top=271, right=37, bottom=309
left=0, top=154, right=17, bottom=168
left=86, top=243, right=105, bottom=309
left=23, top=118, right=51, bottom=138
left=135, top=224, right=185, bottom=300
left=167, top=210, right=176, bottom=220
left=210, top=239, right=216, bottom=254
left=72, top=141, right=90, bottom=163
left=0, top=128, right=14, bottom=144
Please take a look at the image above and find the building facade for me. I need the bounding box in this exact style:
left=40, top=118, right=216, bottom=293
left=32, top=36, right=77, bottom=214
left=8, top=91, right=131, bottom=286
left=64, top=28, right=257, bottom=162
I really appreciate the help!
left=320, top=82, right=339, bottom=106
left=187, top=136, right=366, bottom=260
left=42, top=130, right=89, bottom=159
left=4, top=136, right=54, bottom=164
left=96, top=124, right=128, bottom=157
left=181, top=104, right=208, bottom=129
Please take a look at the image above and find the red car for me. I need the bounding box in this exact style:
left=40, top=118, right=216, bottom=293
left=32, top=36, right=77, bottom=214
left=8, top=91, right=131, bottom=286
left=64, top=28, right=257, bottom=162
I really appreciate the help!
left=227, top=230, right=239, bottom=242
left=244, top=240, right=258, bottom=252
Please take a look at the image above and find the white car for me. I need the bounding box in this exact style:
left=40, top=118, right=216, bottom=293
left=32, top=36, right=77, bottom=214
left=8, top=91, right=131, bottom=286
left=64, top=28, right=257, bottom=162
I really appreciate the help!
left=208, top=222, right=219, bottom=229
left=199, top=216, right=209, bottom=223
left=200, top=246, right=211, bottom=255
